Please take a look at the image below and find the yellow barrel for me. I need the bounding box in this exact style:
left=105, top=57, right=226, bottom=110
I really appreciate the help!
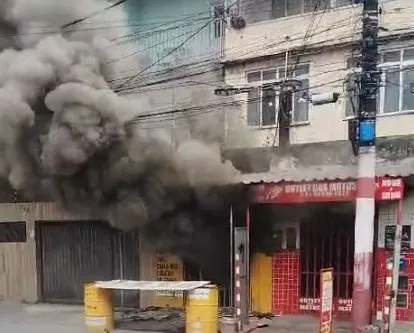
left=84, top=284, right=115, bottom=332
left=186, top=285, right=219, bottom=333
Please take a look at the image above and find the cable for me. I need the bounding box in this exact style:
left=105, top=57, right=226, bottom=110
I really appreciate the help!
left=270, top=0, right=327, bottom=146
left=124, top=76, right=347, bottom=124
left=110, top=12, right=359, bottom=80
left=62, top=0, right=131, bottom=29
left=113, top=19, right=215, bottom=92
left=115, top=32, right=360, bottom=96
left=112, top=19, right=361, bottom=92
left=106, top=20, right=212, bottom=65
left=113, top=0, right=245, bottom=91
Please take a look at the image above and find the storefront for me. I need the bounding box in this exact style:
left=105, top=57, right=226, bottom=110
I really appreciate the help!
left=247, top=177, right=411, bottom=320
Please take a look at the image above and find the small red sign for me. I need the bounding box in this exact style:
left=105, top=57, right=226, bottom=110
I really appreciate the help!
left=249, top=177, right=403, bottom=204
left=376, top=177, right=404, bottom=201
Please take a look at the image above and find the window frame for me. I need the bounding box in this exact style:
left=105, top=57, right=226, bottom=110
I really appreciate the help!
left=245, top=63, right=311, bottom=128
left=0, top=221, right=27, bottom=243
left=344, top=47, right=414, bottom=118
left=379, top=48, right=414, bottom=115
left=271, top=0, right=352, bottom=21
left=211, top=4, right=225, bottom=39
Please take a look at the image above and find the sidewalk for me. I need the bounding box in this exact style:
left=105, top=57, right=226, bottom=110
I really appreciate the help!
left=1, top=302, right=414, bottom=333
left=0, top=302, right=151, bottom=333
left=255, top=315, right=414, bottom=333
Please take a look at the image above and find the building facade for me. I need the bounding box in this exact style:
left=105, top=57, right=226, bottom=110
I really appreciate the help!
left=0, top=0, right=226, bottom=307
left=222, top=0, right=414, bottom=322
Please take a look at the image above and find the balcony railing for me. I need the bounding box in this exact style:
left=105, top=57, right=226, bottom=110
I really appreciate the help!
left=122, top=17, right=225, bottom=73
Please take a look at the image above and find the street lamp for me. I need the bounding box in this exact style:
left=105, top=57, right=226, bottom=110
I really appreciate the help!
left=214, top=85, right=253, bottom=96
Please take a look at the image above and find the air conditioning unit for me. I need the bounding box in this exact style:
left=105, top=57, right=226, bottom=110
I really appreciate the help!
left=230, top=15, right=246, bottom=30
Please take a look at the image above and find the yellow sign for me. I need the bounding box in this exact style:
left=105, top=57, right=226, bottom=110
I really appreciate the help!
left=155, top=252, right=182, bottom=282
left=152, top=251, right=184, bottom=308
left=319, top=268, right=333, bottom=333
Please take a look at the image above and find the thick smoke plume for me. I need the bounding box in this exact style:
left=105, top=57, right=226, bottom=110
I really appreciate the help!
left=0, top=0, right=240, bottom=273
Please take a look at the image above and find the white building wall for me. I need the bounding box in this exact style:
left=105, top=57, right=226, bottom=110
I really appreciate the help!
left=224, top=0, right=414, bottom=149
left=225, top=46, right=414, bottom=149
left=226, top=0, right=413, bottom=62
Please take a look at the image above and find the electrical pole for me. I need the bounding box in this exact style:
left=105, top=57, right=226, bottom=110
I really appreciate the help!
left=278, top=88, right=292, bottom=150
left=351, top=0, right=380, bottom=332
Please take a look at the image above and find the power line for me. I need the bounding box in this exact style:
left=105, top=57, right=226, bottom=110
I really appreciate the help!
left=113, top=0, right=246, bottom=91
left=115, top=31, right=359, bottom=94
left=113, top=19, right=215, bottom=92
left=111, top=18, right=360, bottom=91
left=62, top=0, right=131, bottom=29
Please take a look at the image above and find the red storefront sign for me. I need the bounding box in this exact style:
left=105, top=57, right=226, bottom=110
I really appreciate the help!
left=249, top=177, right=403, bottom=204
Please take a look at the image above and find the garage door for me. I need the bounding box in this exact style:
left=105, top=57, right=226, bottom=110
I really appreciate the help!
left=37, top=221, right=139, bottom=305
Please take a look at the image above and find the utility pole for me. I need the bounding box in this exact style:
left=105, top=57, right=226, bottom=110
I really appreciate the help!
left=351, top=0, right=380, bottom=332
left=278, top=50, right=292, bottom=150
left=278, top=88, right=292, bottom=150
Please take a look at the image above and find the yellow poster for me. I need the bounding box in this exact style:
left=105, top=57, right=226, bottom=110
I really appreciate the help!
left=319, top=268, right=333, bottom=333
left=152, top=250, right=184, bottom=308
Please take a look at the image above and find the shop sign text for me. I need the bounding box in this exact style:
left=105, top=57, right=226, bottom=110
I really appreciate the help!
left=250, top=177, right=404, bottom=204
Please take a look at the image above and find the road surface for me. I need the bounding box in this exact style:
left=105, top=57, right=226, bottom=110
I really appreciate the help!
left=0, top=302, right=149, bottom=333
left=1, top=302, right=414, bottom=333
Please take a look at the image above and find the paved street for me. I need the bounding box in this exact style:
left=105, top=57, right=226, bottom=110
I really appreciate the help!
left=1, top=302, right=414, bottom=333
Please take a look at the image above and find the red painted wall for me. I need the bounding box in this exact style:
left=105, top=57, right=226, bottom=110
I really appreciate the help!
left=376, top=249, right=414, bottom=321
left=270, top=248, right=414, bottom=321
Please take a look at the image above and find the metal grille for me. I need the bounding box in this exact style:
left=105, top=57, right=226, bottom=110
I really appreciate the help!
left=300, top=213, right=354, bottom=299
left=37, top=221, right=139, bottom=306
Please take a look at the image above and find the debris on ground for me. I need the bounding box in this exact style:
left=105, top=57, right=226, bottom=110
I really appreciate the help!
left=116, top=306, right=184, bottom=332
left=115, top=306, right=276, bottom=332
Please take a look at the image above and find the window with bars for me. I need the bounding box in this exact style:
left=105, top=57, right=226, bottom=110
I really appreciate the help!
left=212, top=5, right=225, bottom=39
left=271, top=0, right=350, bottom=19
left=345, top=48, right=414, bottom=117
left=246, top=64, right=310, bottom=127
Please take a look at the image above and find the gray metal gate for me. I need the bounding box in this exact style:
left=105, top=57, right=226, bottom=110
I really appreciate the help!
left=37, top=221, right=139, bottom=306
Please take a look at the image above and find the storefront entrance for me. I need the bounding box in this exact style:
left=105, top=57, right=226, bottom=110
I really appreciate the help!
left=247, top=177, right=403, bottom=316
left=300, top=206, right=354, bottom=312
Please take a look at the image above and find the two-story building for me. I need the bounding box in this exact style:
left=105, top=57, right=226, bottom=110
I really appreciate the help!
left=222, top=0, right=414, bottom=322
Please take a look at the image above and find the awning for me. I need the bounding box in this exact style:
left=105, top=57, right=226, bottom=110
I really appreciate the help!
left=225, top=136, right=414, bottom=184
left=236, top=157, right=414, bottom=184
left=95, top=280, right=210, bottom=291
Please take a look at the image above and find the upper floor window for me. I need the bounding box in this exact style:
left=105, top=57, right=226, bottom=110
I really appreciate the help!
left=272, top=0, right=350, bottom=19
left=345, top=48, right=414, bottom=117
left=212, top=5, right=225, bottom=38
left=246, top=64, right=310, bottom=127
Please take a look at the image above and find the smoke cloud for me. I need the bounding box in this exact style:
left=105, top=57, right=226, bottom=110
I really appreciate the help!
left=0, top=0, right=240, bottom=258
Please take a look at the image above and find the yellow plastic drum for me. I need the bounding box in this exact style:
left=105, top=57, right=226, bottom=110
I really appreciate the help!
left=84, top=284, right=115, bottom=332
left=186, top=285, right=219, bottom=333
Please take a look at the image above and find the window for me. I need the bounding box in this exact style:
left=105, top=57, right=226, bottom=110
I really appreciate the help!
left=286, top=227, right=297, bottom=250
left=396, top=293, right=409, bottom=309
left=0, top=222, right=26, bottom=242
left=246, top=64, right=310, bottom=126
left=273, top=229, right=283, bottom=251
left=381, top=49, right=414, bottom=114
left=345, top=48, right=414, bottom=117
left=271, top=0, right=349, bottom=19
left=212, top=5, right=225, bottom=38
